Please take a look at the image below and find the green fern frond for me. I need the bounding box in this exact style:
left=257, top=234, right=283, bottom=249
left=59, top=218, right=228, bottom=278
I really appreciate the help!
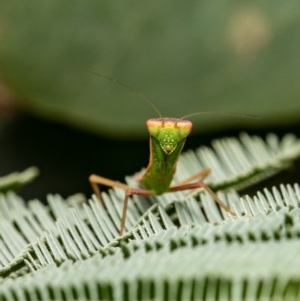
left=0, top=167, right=39, bottom=193
left=23, top=183, right=299, bottom=267
left=1, top=183, right=300, bottom=300
left=176, top=132, right=300, bottom=191
left=0, top=133, right=300, bottom=300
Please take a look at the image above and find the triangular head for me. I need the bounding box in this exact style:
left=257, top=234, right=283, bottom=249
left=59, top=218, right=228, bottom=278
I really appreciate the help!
left=140, top=118, right=192, bottom=194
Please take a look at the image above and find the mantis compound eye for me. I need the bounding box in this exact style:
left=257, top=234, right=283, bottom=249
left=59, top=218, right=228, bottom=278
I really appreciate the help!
left=146, top=118, right=192, bottom=139
left=174, top=119, right=193, bottom=138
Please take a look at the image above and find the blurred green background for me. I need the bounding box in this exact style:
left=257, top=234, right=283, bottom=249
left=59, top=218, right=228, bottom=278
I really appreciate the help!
left=0, top=1, right=299, bottom=199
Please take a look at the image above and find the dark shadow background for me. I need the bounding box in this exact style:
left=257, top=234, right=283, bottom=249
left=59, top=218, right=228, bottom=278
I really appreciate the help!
left=0, top=111, right=299, bottom=202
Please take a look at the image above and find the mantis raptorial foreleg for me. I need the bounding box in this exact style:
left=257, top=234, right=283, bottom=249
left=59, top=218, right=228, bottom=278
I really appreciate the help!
left=171, top=168, right=212, bottom=200
left=89, top=174, right=153, bottom=235
left=171, top=168, right=211, bottom=187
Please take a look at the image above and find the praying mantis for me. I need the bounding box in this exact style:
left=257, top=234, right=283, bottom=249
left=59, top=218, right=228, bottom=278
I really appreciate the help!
left=89, top=74, right=236, bottom=236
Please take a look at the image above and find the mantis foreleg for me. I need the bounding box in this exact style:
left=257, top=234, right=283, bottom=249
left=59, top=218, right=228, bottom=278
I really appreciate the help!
left=89, top=174, right=153, bottom=235
left=172, top=168, right=211, bottom=187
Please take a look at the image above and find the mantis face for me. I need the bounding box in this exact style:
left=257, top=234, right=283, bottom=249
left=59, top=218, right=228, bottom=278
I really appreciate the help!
left=146, top=118, right=192, bottom=154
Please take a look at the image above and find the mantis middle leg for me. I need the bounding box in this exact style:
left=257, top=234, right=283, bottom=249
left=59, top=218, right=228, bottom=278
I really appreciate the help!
left=89, top=174, right=153, bottom=235
left=169, top=171, right=235, bottom=215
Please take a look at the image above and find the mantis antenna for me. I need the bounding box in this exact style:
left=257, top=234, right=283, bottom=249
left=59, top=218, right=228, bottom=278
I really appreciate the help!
left=92, top=72, right=259, bottom=120
left=180, top=111, right=260, bottom=120
left=91, top=72, right=162, bottom=118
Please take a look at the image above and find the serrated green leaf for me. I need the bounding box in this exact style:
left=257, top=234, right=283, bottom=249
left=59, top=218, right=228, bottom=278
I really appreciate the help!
left=1, top=183, right=300, bottom=300
left=0, top=133, right=300, bottom=300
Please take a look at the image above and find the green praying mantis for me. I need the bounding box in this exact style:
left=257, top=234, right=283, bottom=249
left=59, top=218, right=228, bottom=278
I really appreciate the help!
left=89, top=74, right=240, bottom=236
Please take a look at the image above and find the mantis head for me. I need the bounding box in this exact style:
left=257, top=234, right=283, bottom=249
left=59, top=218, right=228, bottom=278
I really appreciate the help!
left=146, top=118, right=192, bottom=154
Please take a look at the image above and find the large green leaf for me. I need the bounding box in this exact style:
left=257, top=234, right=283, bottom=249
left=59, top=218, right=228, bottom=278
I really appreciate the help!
left=0, top=1, right=299, bottom=137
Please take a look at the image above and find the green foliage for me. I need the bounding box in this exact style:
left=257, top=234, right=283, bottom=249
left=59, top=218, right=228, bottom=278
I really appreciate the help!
left=0, top=133, right=299, bottom=300
left=0, top=2, right=300, bottom=136
left=0, top=167, right=39, bottom=193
